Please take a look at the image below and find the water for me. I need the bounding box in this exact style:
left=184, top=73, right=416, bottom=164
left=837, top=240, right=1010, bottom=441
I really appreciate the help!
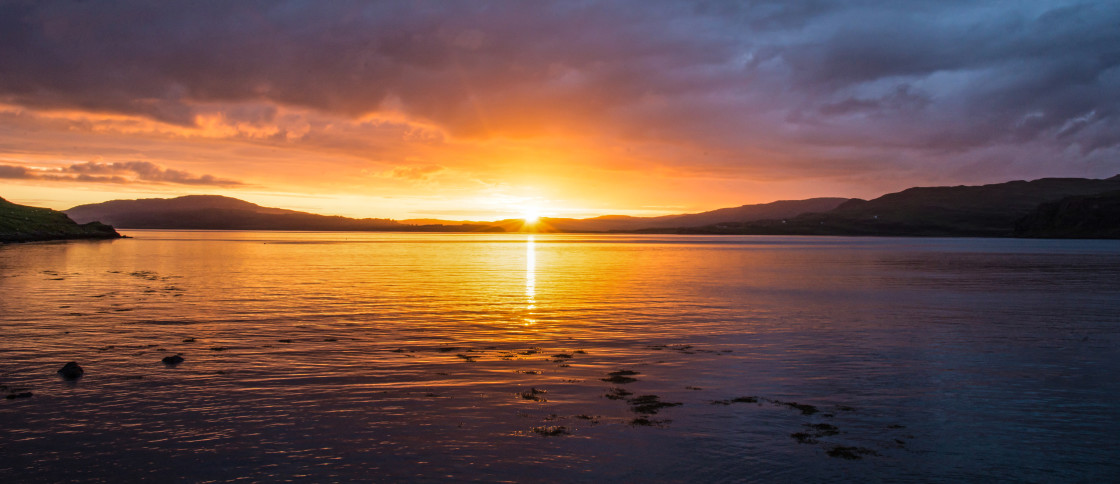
left=2, top=231, right=1118, bottom=482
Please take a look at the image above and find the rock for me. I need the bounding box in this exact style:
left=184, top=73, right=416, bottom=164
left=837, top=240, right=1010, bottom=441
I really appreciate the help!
left=627, top=395, right=682, bottom=415
left=601, top=369, right=641, bottom=383
left=826, top=445, right=879, bottom=460
left=162, top=354, right=184, bottom=365
left=520, top=387, right=547, bottom=401
left=57, top=361, right=84, bottom=379
left=604, top=387, right=633, bottom=400
left=531, top=425, right=569, bottom=436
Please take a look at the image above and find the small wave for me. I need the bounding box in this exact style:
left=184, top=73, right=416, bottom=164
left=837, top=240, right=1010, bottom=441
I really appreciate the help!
left=132, top=319, right=203, bottom=325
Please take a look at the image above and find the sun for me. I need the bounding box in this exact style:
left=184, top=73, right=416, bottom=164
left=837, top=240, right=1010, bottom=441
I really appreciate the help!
left=523, top=206, right=541, bottom=224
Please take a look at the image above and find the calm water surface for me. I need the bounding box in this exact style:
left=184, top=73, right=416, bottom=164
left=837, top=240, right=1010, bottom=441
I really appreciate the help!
left=2, top=231, right=1118, bottom=482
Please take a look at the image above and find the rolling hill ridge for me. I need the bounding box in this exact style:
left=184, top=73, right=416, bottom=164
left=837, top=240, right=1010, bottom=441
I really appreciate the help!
left=66, top=195, right=852, bottom=233
left=56, top=174, right=1120, bottom=238
left=675, top=175, right=1120, bottom=237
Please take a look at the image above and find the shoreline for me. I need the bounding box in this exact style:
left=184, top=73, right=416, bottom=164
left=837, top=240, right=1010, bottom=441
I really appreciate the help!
left=104, top=227, right=1120, bottom=241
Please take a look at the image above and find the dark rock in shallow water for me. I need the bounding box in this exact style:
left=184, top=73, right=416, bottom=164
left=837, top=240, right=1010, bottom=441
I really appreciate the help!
left=601, top=370, right=640, bottom=384
left=520, top=387, right=547, bottom=401
left=773, top=400, right=818, bottom=415
left=57, top=361, right=84, bottom=379
left=162, top=354, right=184, bottom=365
left=711, top=396, right=761, bottom=405
left=791, top=432, right=818, bottom=444
left=826, top=445, right=879, bottom=460
left=629, top=417, right=670, bottom=427
left=531, top=426, right=569, bottom=436
left=604, top=387, right=633, bottom=400
left=627, top=395, right=682, bottom=415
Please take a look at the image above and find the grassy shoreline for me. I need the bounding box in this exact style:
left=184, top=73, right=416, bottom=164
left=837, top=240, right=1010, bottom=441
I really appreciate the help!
left=0, top=196, right=121, bottom=243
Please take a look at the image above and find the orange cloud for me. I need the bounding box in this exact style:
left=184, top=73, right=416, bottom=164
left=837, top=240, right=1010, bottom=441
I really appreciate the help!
left=0, top=2, right=1116, bottom=220
left=0, top=161, right=243, bottom=187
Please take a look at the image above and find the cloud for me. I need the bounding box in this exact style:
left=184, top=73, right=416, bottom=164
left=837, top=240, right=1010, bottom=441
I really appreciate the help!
left=0, top=161, right=243, bottom=186
left=381, top=164, right=447, bottom=181
left=0, top=164, right=34, bottom=179
left=0, top=0, right=1117, bottom=190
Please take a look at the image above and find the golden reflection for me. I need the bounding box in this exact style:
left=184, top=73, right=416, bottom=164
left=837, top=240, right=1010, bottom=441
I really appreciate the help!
left=525, top=235, right=536, bottom=325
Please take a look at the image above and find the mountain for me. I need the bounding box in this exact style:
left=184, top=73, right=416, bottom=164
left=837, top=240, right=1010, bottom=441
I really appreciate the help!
left=1, top=196, right=121, bottom=242
left=1014, top=190, right=1120, bottom=238
left=676, top=175, right=1120, bottom=237
left=65, top=195, right=500, bottom=232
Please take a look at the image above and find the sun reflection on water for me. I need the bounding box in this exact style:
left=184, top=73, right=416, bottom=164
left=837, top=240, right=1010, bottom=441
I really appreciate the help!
left=3, top=232, right=1119, bottom=482
left=525, top=235, right=536, bottom=325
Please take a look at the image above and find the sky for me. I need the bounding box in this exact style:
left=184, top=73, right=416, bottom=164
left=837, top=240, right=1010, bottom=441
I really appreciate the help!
left=1, top=0, right=1118, bottom=220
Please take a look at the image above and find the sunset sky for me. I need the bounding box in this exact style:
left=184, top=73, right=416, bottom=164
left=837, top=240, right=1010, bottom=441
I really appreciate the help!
left=1, top=1, right=1118, bottom=220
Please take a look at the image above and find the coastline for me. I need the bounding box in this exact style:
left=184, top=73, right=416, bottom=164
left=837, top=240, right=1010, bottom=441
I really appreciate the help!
left=0, top=196, right=122, bottom=243
left=0, top=230, right=124, bottom=244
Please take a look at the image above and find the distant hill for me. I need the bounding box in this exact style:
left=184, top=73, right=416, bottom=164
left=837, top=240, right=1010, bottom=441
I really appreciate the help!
left=65, top=195, right=300, bottom=223
left=402, top=198, right=850, bottom=232
left=676, top=175, right=1120, bottom=237
left=541, top=198, right=851, bottom=232
left=65, top=195, right=501, bottom=232
left=1, top=196, right=121, bottom=242
left=1014, top=190, right=1120, bottom=239
left=57, top=175, right=1120, bottom=238
left=64, top=195, right=849, bottom=234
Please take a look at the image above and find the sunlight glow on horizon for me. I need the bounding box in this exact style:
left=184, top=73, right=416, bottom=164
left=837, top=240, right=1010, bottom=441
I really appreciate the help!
left=522, top=206, right=541, bottom=225
left=2, top=3, right=1112, bottom=219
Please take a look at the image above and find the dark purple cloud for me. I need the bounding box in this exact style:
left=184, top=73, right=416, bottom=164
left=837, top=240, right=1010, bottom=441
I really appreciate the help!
left=0, top=0, right=1117, bottom=183
left=0, top=160, right=243, bottom=186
